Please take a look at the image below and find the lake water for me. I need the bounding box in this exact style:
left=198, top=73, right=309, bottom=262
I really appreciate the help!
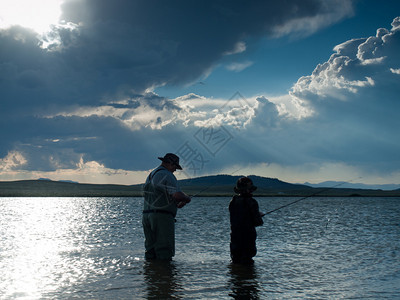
left=1, top=196, right=400, bottom=299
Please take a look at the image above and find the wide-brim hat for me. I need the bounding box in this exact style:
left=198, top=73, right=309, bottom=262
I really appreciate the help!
left=234, top=176, right=257, bottom=193
left=158, top=153, right=182, bottom=170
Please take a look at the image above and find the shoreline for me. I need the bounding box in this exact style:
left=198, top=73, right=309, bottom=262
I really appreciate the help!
left=1, top=179, right=399, bottom=198
left=1, top=192, right=399, bottom=198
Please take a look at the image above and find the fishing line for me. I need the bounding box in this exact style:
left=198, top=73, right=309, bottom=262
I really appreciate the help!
left=263, top=177, right=363, bottom=216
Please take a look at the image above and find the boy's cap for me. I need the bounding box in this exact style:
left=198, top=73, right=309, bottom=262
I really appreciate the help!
left=234, top=176, right=257, bottom=193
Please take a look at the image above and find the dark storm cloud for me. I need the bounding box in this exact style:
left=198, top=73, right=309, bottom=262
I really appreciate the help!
left=1, top=0, right=354, bottom=111
left=58, top=0, right=354, bottom=90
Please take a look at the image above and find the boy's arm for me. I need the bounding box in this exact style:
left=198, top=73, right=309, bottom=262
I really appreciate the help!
left=251, top=199, right=264, bottom=226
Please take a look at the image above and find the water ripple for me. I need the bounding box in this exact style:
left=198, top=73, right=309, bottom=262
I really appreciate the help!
left=1, top=196, right=399, bottom=299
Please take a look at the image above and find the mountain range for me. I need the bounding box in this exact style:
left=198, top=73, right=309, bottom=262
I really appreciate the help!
left=0, top=175, right=398, bottom=197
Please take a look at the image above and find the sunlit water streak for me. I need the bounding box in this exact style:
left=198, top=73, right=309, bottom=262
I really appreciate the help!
left=1, top=197, right=399, bottom=299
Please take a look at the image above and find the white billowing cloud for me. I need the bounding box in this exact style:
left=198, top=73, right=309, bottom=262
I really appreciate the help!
left=45, top=92, right=186, bottom=130
left=238, top=96, right=281, bottom=130
left=390, top=68, right=400, bottom=74
left=174, top=92, right=266, bottom=129
left=193, top=103, right=256, bottom=129
left=286, top=16, right=400, bottom=118
left=173, top=93, right=220, bottom=111
left=290, top=56, right=375, bottom=104
left=0, top=151, right=27, bottom=171
left=53, top=103, right=177, bottom=131
left=74, top=157, right=130, bottom=179
left=268, top=94, right=314, bottom=119
left=47, top=92, right=261, bottom=132
left=225, top=61, right=253, bottom=72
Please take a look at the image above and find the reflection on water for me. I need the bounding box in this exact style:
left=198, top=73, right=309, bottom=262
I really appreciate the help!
left=0, top=197, right=144, bottom=299
left=228, top=263, right=260, bottom=299
left=1, top=196, right=400, bottom=299
left=143, top=260, right=181, bottom=299
left=1, top=197, right=89, bottom=298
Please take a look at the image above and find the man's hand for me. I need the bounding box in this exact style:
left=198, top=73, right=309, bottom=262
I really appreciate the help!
left=173, top=191, right=191, bottom=208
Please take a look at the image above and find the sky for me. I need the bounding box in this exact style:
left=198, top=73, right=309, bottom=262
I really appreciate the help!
left=0, top=0, right=399, bottom=186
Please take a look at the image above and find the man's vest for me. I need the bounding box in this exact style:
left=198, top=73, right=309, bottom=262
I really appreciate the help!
left=143, top=167, right=177, bottom=217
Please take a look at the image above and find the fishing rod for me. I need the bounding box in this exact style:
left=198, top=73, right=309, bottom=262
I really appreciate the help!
left=263, top=177, right=362, bottom=216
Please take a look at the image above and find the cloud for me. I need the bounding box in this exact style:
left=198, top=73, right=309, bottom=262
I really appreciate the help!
left=224, top=41, right=247, bottom=55
left=270, top=0, right=354, bottom=37
left=267, top=16, right=400, bottom=176
left=6, top=0, right=383, bottom=183
left=390, top=68, right=400, bottom=74
left=47, top=91, right=263, bottom=132
left=225, top=61, right=253, bottom=72
left=0, top=151, right=27, bottom=171
left=48, top=92, right=184, bottom=130
left=290, top=16, right=400, bottom=108
left=0, top=154, right=149, bottom=184
left=1, top=0, right=354, bottom=113
left=169, top=15, right=400, bottom=181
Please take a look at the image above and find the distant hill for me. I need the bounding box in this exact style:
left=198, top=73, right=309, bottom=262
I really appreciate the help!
left=180, top=174, right=309, bottom=188
left=178, top=174, right=312, bottom=195
left=0, top=176, right=399, bottom=197
left=303, top=181, right=400, bottom=191
left=177, top=175, right=399, bottom=197
left=0, top=180, right=142, bottom=197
